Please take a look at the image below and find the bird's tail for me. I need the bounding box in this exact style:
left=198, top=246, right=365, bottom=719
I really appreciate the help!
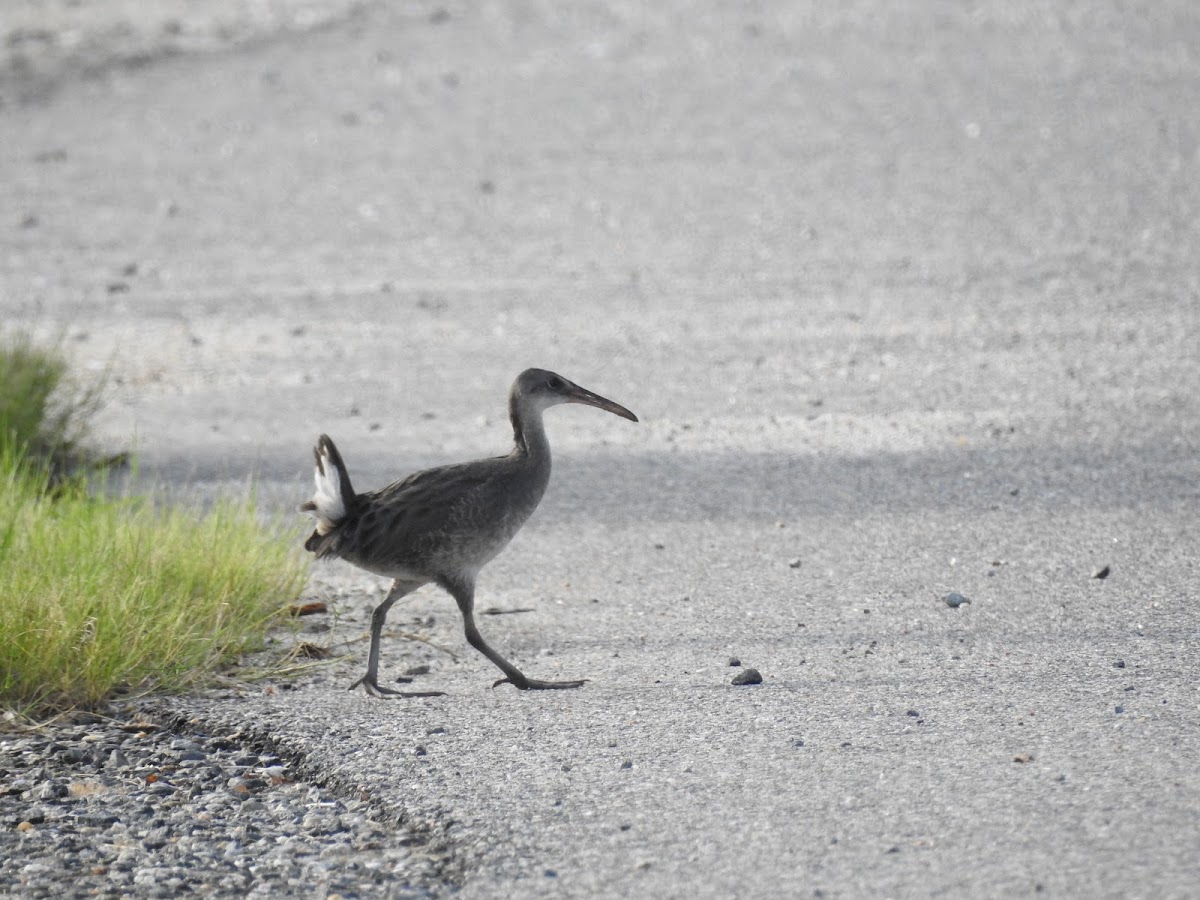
left=299, top=434, right=356, bottom=549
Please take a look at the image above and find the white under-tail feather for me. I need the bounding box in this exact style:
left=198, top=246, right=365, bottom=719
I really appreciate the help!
left=308, top=446, right=346, bottom=535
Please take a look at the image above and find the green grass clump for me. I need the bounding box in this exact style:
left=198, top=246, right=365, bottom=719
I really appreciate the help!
left=0, top=332, right=103, bottom=468
left=0, top=336, right=308, bottom=714
left=0, top=450, right=307, bottom=712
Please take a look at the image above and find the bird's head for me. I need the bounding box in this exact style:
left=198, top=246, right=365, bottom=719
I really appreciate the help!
left=512, top=368, right=638, bottom=422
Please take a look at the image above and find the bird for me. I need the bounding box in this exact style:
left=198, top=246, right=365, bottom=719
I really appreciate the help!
left=300, top=368, right=638, bottom=698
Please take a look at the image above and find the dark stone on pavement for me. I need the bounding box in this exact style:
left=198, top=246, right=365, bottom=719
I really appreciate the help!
left=731, top=669, right=763, bottom=685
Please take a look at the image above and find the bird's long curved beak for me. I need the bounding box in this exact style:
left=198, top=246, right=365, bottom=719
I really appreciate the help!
left=566, top=384, right=639, bottom=422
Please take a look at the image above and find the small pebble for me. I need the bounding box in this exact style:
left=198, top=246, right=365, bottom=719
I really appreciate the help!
left=944, top=592, right=971, bottom=608
left=731, top=668, right=763, bottom=686
left=788, top=558, right=802, bottom=569
left=36, top=782, right=67, bottom=801
left=77, top=812, right=119, bottom=828
left=1092, top=564, right=1111, bottom=580
left=728, top=657, right=741, bottom=667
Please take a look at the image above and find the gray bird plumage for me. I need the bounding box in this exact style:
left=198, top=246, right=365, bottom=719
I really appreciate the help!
left=300, top=368, right=638, bottom=697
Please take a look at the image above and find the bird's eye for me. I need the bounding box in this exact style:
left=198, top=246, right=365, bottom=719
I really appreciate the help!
left=547, top=376, right=564, bottom=390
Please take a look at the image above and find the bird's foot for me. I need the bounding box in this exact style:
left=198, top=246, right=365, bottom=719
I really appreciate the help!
left=348, top=673, right=445, bottom=699
left=492, top=676, right=588, bottom=691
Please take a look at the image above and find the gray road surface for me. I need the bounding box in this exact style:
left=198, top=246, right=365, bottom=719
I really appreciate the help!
left=4, top=1, right=1199, bottom=897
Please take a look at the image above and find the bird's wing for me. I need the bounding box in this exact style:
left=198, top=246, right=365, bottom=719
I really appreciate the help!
left=368, top=456, right=505, bottom=507
left=343, top=457, right=512, bottom=561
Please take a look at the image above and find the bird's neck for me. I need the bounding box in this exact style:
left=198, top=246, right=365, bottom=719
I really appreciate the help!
left=510, top=398, right=551, bottom=468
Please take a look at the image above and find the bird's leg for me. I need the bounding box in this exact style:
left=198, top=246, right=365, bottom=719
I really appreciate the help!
left=442, top=577, right=586, bottom=691
left=348, top=579, right=445, bottom=699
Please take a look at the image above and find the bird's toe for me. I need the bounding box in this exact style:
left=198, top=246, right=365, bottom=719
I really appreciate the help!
left=493, top=676, right=587, bottom=691
left=350, top=673, right=446, bottom=699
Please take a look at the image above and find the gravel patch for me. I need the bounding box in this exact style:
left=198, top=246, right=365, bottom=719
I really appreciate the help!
left=0, top=712, right=447, bottom=898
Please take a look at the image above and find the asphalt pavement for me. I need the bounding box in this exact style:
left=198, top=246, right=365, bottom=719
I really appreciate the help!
left=3, top=1, right=1199, bottom=897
